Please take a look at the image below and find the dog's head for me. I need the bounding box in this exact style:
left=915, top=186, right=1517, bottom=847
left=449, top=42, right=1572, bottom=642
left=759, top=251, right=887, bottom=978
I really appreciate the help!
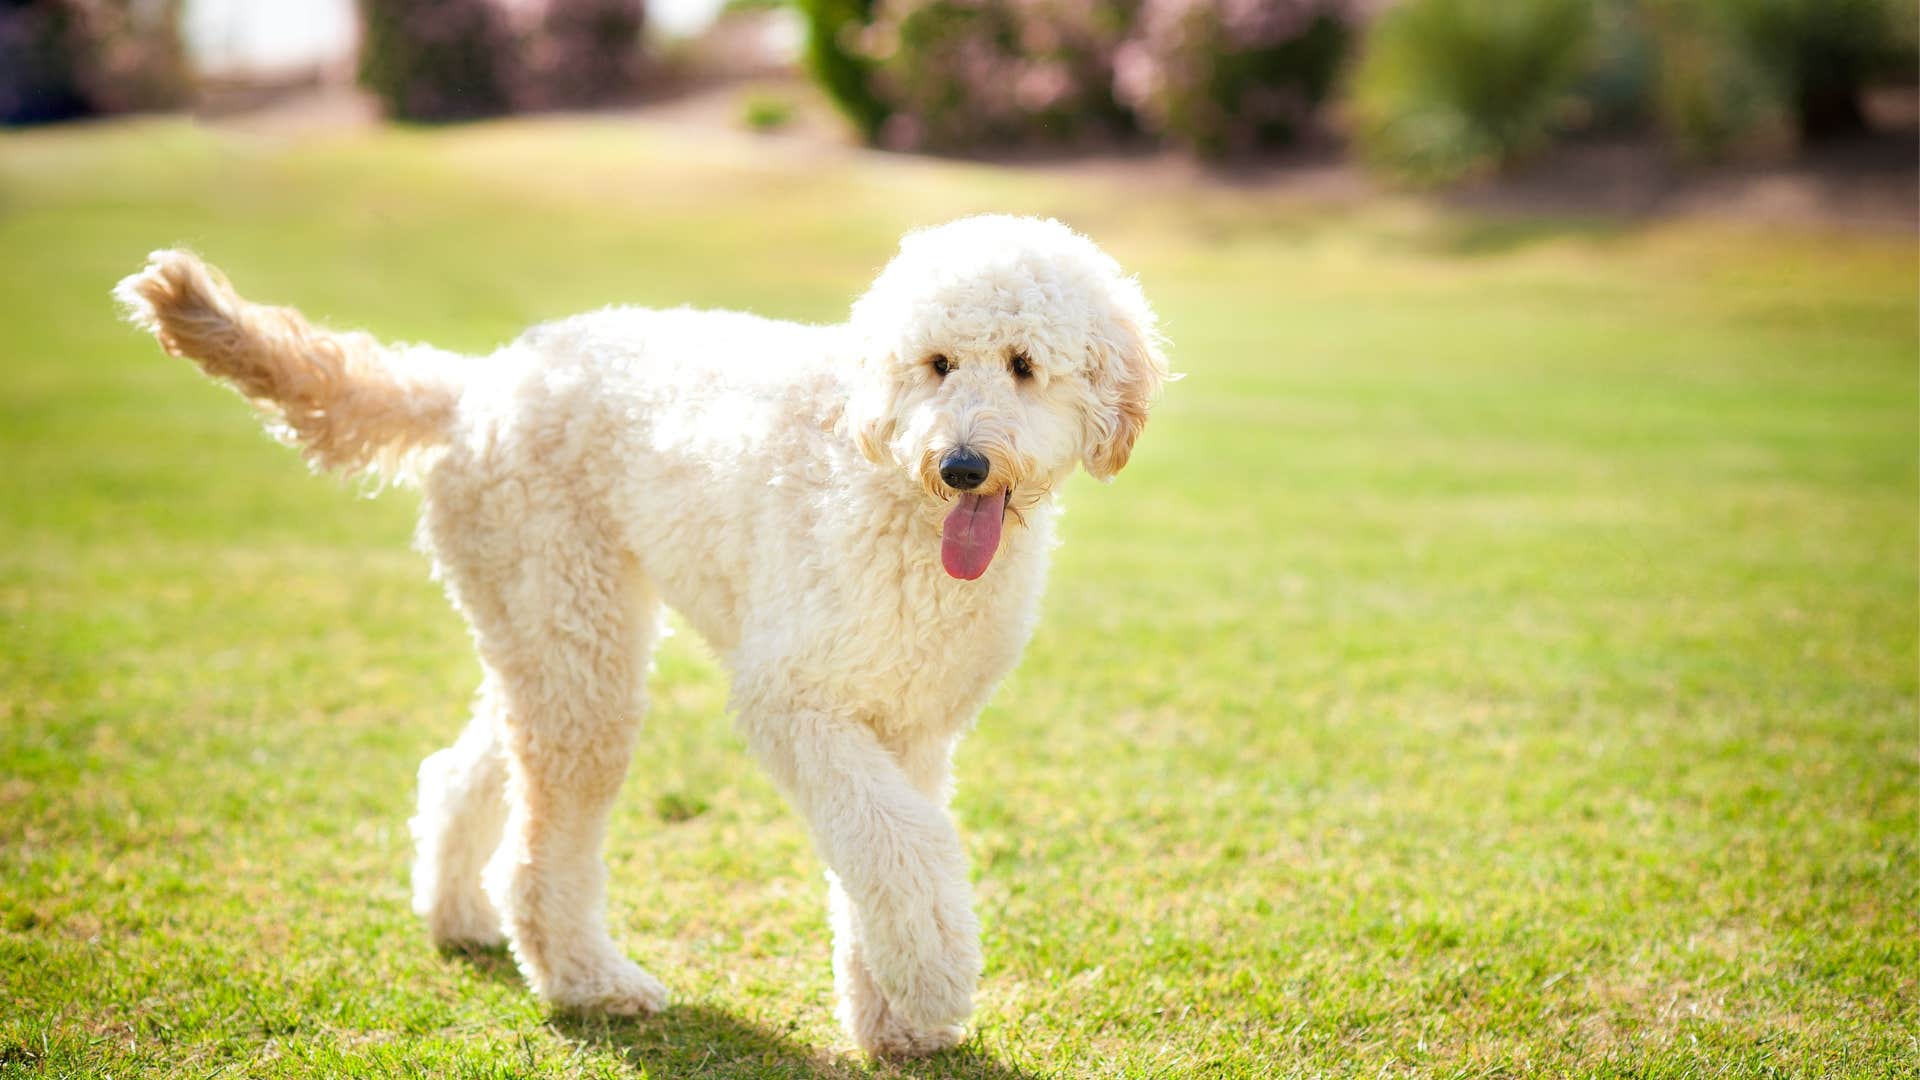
left=846, top=215, right=1170, bottom=580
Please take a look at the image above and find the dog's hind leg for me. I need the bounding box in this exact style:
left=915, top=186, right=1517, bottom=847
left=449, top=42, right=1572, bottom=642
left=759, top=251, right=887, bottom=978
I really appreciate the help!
left=410, top=678, right=510, bottom=947
left=467, top=549, right=667, bottom=1015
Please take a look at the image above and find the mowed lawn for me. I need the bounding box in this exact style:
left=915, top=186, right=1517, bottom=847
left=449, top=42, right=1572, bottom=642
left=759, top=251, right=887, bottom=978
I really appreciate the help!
left=0, top=116, right=1913, bottom=1079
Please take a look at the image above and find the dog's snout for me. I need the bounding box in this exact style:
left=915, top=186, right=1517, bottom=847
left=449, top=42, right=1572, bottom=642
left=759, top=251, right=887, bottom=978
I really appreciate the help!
left=938, top=448, right=990, bottom=491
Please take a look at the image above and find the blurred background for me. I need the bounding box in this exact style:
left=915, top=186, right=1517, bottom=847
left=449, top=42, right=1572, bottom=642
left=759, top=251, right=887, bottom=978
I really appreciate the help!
left=1, top=0, right=1915, bottom=212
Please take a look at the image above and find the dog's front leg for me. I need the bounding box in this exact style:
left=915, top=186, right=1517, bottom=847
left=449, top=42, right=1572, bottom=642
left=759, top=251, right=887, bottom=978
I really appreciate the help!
left=741, top=708, right=978, bottom=1057
left=829, top=735, right=972, bottom=1057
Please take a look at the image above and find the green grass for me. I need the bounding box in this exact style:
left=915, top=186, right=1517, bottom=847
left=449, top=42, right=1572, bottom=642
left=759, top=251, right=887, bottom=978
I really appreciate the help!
left=1, top=116, right=1914, bottom=1078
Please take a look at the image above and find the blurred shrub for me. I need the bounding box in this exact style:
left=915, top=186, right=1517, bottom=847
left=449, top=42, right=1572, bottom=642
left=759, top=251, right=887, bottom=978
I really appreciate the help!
left=796, top=0, right=889, bottom=140
left=358, top=0, right=515, bottom=121
left=0, top=0, right=188, bottom=125
left=1351, top=0, right=1595, bottom=185
left=1716, top=0, right=1908, bottom=140
left=65, top=0, right=189, bottom=113
left=1574, top=0, right=1656, bottom=131
left=1114, top=0, right=1358, bottom=158
left=358, top=0, right=646, bottom=120
left=1635, top=0, right=1775, bottom=159
left=1619, top=0, right=1909, bottom=160
left=866, top=0, right=1136, bottom=151
left=741, top=91, right=795, bottom=130
left=0, top=1, right=83, bottom=124
left=789, top=0, right=1914, bottom=162
left=516, top=0, right=645, bottom=109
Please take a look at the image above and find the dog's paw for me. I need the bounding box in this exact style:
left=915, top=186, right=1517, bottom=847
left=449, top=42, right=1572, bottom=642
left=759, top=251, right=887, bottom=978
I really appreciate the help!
left=861, top=895, right=981, bottom=1031
left=859, top=1018, right=967, bottom=1060
left=546, top=957, right=671, bottom=1016
left=418, top=886, right=507, bottom=948
left=881, top=963, right=976, bottom=1032
left=836, top=925, right=970, bottom=1059
left=426, top=909, right=507, bottom=950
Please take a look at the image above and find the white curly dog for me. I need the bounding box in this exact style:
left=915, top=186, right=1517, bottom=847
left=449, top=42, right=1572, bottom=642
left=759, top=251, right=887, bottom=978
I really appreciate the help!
left=115, top=215, right=1167, bottom=1057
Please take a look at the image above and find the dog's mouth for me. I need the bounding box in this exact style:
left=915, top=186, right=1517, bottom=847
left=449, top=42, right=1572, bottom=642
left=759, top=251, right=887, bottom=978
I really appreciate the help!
left=940, top=489, right=1011, bottom=580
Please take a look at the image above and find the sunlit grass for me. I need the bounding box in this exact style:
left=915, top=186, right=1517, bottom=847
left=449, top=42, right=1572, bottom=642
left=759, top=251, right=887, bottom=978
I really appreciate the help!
left=0, top=115, right=1914, bottom=1078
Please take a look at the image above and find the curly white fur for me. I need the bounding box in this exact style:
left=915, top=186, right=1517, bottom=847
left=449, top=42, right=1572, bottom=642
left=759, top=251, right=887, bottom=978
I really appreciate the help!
left=114, top=215, right=1168, bottom=1058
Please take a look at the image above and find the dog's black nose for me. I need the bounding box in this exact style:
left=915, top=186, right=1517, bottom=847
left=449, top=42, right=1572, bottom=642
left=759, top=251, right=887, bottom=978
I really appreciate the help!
left=938, top=448, right=990, bottom=491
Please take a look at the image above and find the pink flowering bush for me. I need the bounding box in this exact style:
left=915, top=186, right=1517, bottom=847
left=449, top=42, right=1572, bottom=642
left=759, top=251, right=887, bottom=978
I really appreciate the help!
left=1114, top=0, right=1362, bottom=157
left=864, top=0, right=1137, bottom=151
left=513, top=0, right=645, bottom=110
left=0, top=0, right=187, bottom=125
left=358, top=0, right=516, bottom=121
left=358, top=0, right=645, bottom=122
left=824, top=0, right=1359, bottom=154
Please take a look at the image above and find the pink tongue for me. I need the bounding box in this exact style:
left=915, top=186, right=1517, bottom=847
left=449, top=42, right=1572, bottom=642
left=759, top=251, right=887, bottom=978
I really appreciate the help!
left=941, top=493, right=1004, bottom=580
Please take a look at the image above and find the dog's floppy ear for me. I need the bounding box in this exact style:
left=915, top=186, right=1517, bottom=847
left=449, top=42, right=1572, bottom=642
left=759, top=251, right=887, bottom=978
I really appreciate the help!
left=1084, top=306, right=1169, bottom=482
left=845, top=243, right=921, bottom=467
left=846, top=350, right=903, bottom=466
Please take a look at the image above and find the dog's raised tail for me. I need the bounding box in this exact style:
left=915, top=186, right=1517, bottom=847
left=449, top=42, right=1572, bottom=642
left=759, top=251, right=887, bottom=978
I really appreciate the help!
left=115, top=249, right=464, bottom=479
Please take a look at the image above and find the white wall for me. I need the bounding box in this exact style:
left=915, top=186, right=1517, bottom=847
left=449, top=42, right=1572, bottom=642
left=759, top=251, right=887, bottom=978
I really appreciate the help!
left=183, top=0, right=726, bottom=77
left=185, top=0, right=356, bottom=76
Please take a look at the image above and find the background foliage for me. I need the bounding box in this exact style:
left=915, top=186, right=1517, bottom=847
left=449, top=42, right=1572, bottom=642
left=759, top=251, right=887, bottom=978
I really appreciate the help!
left=516, top=0, right=648, bottom=110
left=1351, top=0, right=1597, bottom=185
left=356, top=0, right=515, bottom=121
left=866, top=0, right=1137, bottom=150
left=785, top=0, right=1916, bottom=174
left=9, top=0, right=1909, bottom=183
left=356, top=0, right=645, bottom=122
left=1115, top=0, right=1357, bottom=156
left=0, top=0, right=188, bottom=125
left=1715, top=0, right=1910, bottom=139
left=796, top=0, right=891, bottom=141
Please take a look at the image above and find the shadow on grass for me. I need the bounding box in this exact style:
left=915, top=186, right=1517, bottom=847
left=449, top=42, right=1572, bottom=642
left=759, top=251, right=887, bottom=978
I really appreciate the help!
left=555, top=1007, right=1041, bottom=1080
left=446, top=944, right=1039, bottom=1079
left=441, top=941, right=524, bottom=987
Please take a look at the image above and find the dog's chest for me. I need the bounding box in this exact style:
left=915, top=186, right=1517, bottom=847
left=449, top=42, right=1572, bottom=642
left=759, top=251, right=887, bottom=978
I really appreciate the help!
left=807, top=531, right=1048, bottom=734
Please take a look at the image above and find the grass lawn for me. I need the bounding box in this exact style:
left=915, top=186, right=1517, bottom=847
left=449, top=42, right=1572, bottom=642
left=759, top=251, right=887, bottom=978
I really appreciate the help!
left=0, top=115, right=1914, bottom=1078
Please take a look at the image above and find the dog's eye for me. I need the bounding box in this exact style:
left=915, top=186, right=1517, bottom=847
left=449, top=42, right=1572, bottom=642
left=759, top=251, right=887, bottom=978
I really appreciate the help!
left=929, top=354, right=951, bottom=377
left=1010, top=352, right=1034, bottom=380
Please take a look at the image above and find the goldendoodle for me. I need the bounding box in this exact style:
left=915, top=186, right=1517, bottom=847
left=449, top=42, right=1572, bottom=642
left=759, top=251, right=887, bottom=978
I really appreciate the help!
left=115, top=215, right=1168, bottom=1057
